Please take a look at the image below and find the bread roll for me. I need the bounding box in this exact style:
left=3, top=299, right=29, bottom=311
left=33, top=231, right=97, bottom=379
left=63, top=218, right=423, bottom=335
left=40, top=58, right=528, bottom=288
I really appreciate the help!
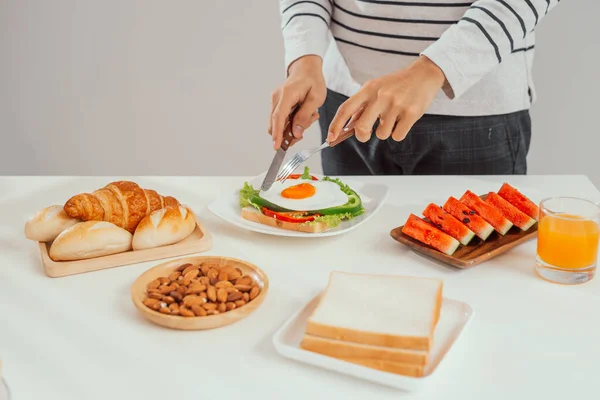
left=49, top=221, right=133, bottom=261
left=132, top=205, right=196, bottom=250
left=25, top=205, right=80, bottom=242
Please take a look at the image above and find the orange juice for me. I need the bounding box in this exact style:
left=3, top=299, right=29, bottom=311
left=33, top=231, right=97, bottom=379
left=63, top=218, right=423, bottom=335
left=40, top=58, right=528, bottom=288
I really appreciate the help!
left=537, top=213, right=600, bottom=269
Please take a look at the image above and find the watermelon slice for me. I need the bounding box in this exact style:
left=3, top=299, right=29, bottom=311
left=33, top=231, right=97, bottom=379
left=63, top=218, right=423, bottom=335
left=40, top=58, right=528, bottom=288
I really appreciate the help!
left=443, top=196, right=494, bottom=241
left=498, top=183, right=540, bottom=221
left=460, top=190, right=513, bottom=235
left=401, top=214, right=460, bottom=255
left=485, top=192, right=536, bottom=231
left=422, top=203, right=475, bottom=245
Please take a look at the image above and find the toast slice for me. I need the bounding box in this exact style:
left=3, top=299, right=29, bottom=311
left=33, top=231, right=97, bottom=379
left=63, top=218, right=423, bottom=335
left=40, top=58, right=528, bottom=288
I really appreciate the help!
left=306, top=272, right=443, bottom=351
left=300, top=334, right=429, bottom=366
left=336, top=357, right=425, bottom=378
left=241, top=207, right=328, bottom=233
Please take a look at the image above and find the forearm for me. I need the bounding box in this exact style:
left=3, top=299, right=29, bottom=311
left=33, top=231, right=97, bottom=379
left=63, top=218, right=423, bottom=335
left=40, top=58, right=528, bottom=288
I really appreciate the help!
left=280, top=0, right=333, bottom=73
left=422, top=0, right=563, bottom=99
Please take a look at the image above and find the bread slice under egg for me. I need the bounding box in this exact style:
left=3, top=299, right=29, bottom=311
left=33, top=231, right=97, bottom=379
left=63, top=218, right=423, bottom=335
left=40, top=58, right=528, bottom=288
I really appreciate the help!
left=241, top=207, right=329, bottom=233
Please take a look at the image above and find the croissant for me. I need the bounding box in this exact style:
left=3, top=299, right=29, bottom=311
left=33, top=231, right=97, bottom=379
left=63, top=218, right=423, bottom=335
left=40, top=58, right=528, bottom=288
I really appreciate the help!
left=63, top=181, right=180, bottom=233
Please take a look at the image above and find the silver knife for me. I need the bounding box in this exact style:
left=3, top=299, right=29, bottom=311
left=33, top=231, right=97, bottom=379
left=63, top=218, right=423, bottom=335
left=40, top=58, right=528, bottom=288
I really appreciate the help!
left=260, top=107, right=299, bottom=192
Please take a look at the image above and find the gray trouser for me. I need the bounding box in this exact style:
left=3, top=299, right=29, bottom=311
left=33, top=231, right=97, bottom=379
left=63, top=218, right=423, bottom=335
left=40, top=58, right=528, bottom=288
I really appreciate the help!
left=319, top=89, right=531, bottom=175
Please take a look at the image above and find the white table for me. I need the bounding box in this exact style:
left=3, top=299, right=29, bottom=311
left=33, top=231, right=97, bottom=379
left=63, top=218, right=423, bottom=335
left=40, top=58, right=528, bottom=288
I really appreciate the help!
left=1, top=175, right=599, bottom=400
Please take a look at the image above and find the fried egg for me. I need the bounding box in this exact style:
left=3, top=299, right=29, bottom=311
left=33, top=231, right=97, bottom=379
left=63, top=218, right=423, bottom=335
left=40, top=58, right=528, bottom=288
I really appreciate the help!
left=261, top=179, right=348, bottom=211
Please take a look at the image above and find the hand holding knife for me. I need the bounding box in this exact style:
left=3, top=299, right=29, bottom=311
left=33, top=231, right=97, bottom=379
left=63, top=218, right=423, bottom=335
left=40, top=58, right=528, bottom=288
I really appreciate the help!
left=261, top=106, right=299, bottom=192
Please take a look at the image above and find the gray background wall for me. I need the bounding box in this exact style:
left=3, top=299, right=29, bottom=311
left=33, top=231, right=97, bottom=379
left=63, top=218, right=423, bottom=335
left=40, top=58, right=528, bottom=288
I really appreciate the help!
left=0, top=1, right=596, bottom=185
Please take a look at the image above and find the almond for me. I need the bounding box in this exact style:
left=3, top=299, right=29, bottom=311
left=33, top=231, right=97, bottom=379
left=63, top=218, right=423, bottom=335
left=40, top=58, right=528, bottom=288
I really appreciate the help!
left=163, top=296, right=175, bottom=304
left=199, top=276, right=210, bottom=286
left=177, top=263, right=193, bottom=272
left=187, top=283, right=207, bottom=294
left=182, top=264, right=198, bottom=276
left=228, top=270, right=242, bottom=281
left=147, top=292, right=164, bottom=300
left=159, top=307, right=171, bottom=314
left=227, top=291, right=243, bottom=302
left=207, top=268, right=219, bottom=280
left=180, top=278, right=191, bottom=287
left=159, top=277, right=171, bottom=285
left=217, top=288, right=228, bottom=303
left=210, top=277, right=219, bottom=286
left=177, top=286, right=188, bottom=296
left=226, top=287, right=238, bottom=294
left=168, top=271, right=181, bottom=281
left=200, top=264, right=211, bottom=275
left=191, top=304, right=207, bottom=316
left=236, top=276, right=253, bottom=286
left=159, top=285, right=173, bottom=295
left=226, top=302, right=237, bottom=311
left=207, top=286, right=217, bottom=302
left=143, top=298, right=161, bottom=311
left=234, top=284, right=252, bottom=292
left=168, top=302, right=180, bottom=315
left=184, top=269, right=199, bottom=280
left=179, top=306, right=195, bottom=317
left=218, top=270, right=229, bottom=281
left=207, top=310, right=220, bottom=315
left=199, top=291, right=208, bottom=299
left=242, top=292, right=250, bottom=302
left=249, top=286, right=260, bottom=300
left=147, top=288, right=161, bottom=296
left=169, top=291, right=183, bottom=302
left=147, top=279, right=161, bottom=290
left=235, top=299, right=246, bottom=307
left=202, top=303, right=217, bottom=311
left=218, top=303, right=227, bottom=313
left=183, top=295, right=205, bottom=308
left=215, top=280, right=233, bottom=289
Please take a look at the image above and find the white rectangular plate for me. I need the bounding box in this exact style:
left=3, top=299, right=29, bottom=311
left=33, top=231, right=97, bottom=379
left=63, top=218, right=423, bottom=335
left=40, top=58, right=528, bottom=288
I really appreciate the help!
left=207, top=173, right=388, bottom=238
left=272, top=294, right=474, bottom=392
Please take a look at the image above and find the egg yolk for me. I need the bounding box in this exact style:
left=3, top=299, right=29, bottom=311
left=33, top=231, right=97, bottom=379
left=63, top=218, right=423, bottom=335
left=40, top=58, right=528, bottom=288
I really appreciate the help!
left=281, top=183, right=316, bottom=199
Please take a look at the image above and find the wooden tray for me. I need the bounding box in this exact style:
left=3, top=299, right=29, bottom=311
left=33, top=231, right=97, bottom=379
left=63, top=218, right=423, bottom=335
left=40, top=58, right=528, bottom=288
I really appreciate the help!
left=390, top=194, right=538, bottom=268
left=39, top=222, right=212, bottom=278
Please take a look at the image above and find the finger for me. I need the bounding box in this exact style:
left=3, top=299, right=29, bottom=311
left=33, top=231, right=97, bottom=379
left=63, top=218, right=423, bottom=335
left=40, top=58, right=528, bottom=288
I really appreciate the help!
left=292, top=91, right=322, bottom=139
left=268, top=89, right=280, bottom=136
left=272, top=91, right=300, bottom=149
left=375, top=110, right=398, bottom=141
left=289, top=112, right=319, bottom=146
left=328, top=94, right=368, bottom=142
left=390, top=117, right=415, bottom=142
left=391, top=107, right=421, bottom=141
left=353, top=100, right=385, bottom=143
left=343, top=106, right=365, bottom=133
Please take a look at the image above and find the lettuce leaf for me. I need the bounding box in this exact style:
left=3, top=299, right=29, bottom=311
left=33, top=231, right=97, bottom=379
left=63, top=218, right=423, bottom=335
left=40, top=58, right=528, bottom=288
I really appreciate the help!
left=301, top=166, right=312, bottom=180
left=322, top=176, right=354, bottom=196
left=305, top=208, right=365, bottom=228
left=239, top=182, right=261, bottom=211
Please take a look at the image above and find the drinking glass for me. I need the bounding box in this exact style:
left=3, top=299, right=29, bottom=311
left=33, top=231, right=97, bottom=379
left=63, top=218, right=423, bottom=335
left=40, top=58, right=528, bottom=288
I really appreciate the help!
left=536, top=197, right=600, bottom=285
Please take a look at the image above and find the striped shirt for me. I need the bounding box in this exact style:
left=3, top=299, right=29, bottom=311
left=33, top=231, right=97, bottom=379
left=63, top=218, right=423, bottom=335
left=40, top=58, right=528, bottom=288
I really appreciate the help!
left=279, top=0, right=561, bottom=117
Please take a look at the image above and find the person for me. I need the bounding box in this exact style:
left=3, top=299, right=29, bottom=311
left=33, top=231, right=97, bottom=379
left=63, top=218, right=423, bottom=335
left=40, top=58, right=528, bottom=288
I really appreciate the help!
left=269, top=0, right=562, bottom=175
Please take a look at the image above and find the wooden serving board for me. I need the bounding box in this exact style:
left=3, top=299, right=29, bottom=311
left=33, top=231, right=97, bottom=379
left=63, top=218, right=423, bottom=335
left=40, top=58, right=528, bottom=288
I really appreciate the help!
left=39, top=222, right=212, bottom=278
left=390, top=195, right=538, bottom=268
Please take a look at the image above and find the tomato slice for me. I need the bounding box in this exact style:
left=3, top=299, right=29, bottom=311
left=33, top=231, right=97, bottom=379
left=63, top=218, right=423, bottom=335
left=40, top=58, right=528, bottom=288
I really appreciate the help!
left=262, top=207, right=320, bottom=223
left=286, top=174, right=318, bottom=181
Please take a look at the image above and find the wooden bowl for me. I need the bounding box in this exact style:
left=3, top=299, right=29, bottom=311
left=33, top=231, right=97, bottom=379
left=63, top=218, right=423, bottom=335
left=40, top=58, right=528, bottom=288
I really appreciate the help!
left=131, top=255, right=269, bottom=330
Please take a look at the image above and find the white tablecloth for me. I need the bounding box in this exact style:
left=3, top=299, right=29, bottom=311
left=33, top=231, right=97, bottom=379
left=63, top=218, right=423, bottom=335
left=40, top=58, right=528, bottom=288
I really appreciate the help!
left=1, top=175, right=599, bottom=400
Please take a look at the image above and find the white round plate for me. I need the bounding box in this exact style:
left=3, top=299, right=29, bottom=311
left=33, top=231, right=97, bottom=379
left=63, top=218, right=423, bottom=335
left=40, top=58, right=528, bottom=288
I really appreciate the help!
left=207, top=173, right=388, bottom=238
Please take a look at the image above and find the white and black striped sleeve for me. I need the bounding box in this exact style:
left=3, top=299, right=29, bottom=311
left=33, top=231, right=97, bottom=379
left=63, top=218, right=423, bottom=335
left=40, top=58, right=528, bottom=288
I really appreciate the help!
left=422, top=0, right=562, bottom=99
left=280, top=1, right=333, bottom=73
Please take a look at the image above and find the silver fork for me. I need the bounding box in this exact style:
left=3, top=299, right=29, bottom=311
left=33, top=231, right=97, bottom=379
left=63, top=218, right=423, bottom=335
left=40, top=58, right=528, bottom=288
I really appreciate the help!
left=276, top=127, right=356, bottom=183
